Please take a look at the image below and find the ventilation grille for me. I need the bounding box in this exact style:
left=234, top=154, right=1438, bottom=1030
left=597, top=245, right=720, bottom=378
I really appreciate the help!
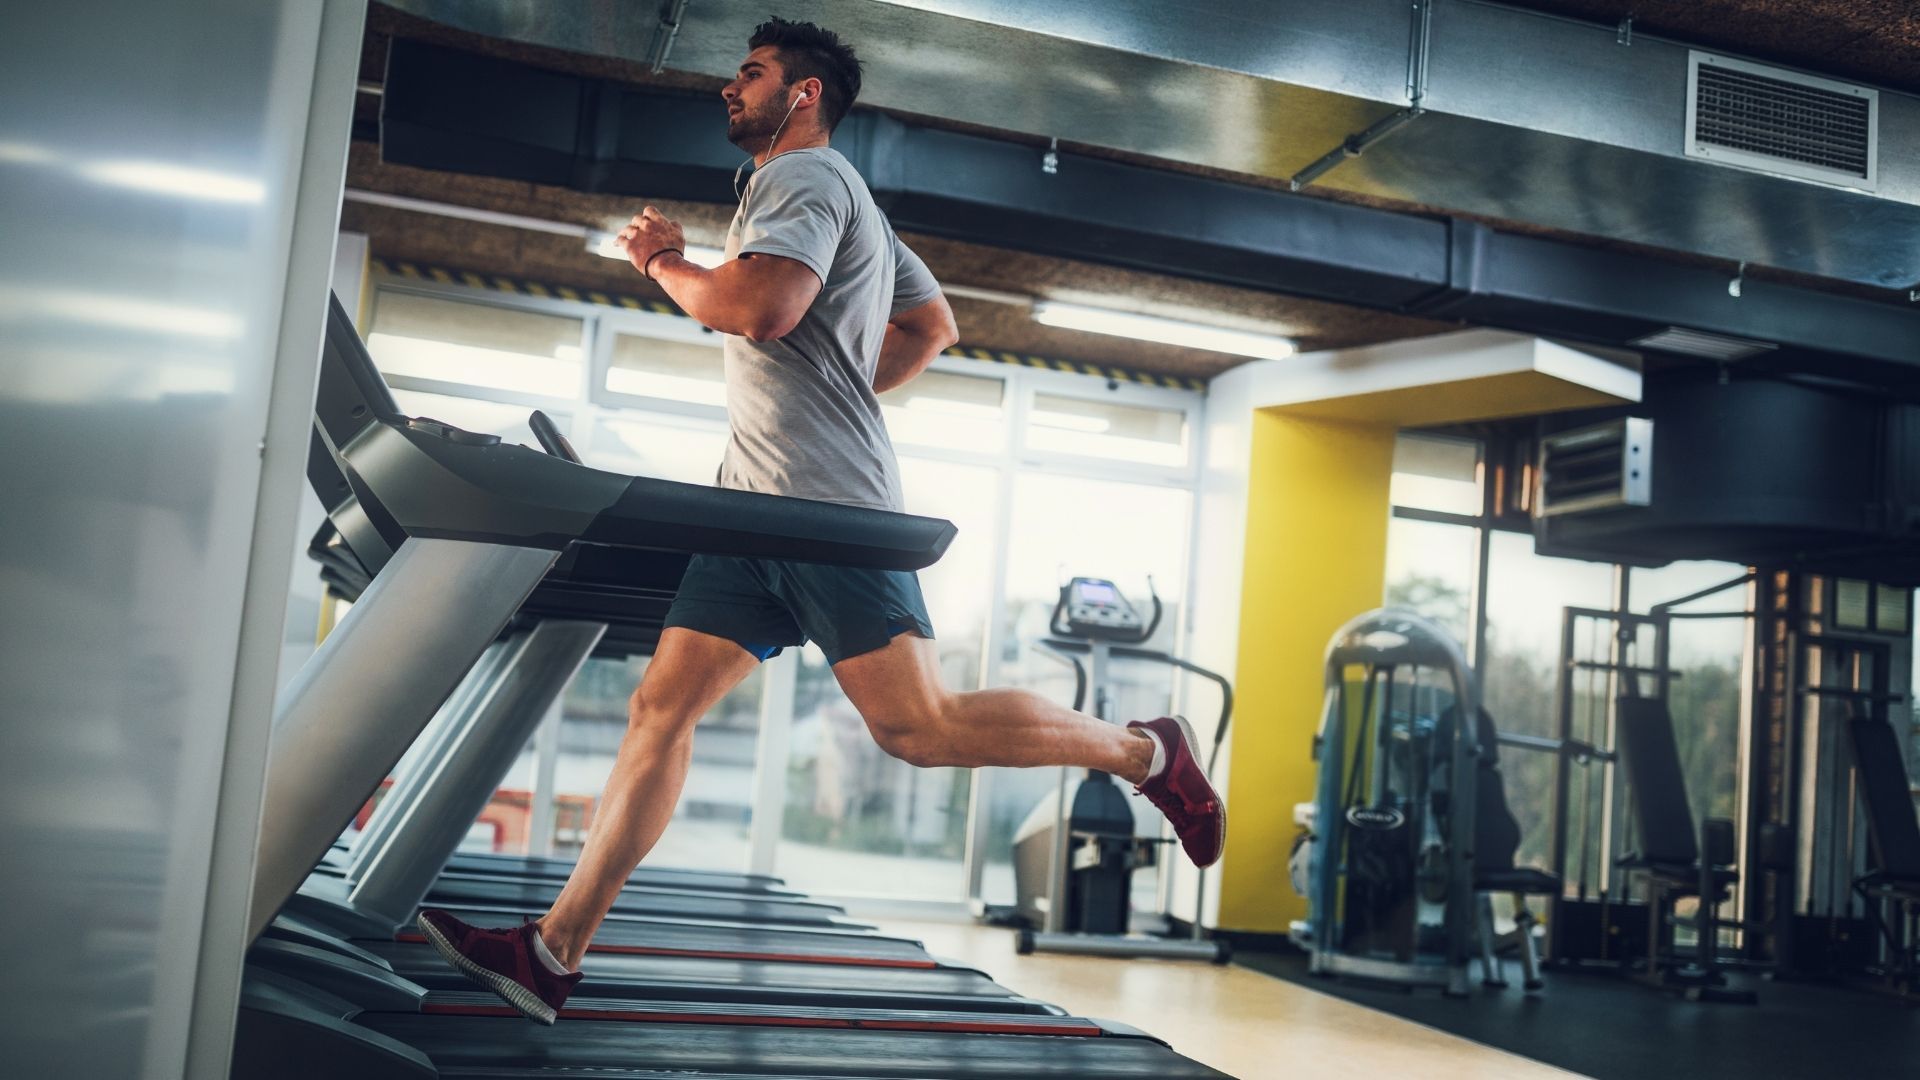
left=1688, top=53, right=1876, bottom=188
left=1536, top=418, right=1653, bottom=519
left=1629, top=327, right=1778, bottom=363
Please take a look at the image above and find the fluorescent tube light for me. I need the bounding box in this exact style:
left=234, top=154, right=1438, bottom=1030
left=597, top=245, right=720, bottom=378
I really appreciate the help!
left=1032, top=301, right=1294, bottom=360
left=588, top=232, right=725, bottom=268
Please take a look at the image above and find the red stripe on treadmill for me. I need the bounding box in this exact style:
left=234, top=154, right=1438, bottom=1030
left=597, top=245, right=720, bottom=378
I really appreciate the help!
left=419, top=1001, right=1097, bottom=1036
left=390, top=932, right=937, bottom=969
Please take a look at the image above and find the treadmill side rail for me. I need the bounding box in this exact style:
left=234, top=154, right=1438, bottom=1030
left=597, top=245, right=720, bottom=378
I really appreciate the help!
left=351, top=619, right=605, bottom=927
left=249, top=538, right=558, bottom=941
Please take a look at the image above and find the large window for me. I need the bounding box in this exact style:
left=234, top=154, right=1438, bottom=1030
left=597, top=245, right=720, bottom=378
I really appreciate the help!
left=369, top=291, right=583, bottom=398
left=1026, top=392, right=1188, bottom=468
left=776, top=457, right=1001, bottom=899
left=332, top=276, right=1206, bottom=907
left=600, top=320, right=727, bottom=409
left=1628, top=561, right=1751, bottom=832
left=978, top=474, right=1195, bottom=908
left=583, top=414, right=729, bottom=486
left=1384, top=518, right=1477, bottom=643
left=1481, top=530, right=1615, bottom=871
left=1389, top=434, right=1480, bottom=516
left=1383, top=434, right=1481, bottom=642
left=1379, top=430, right=1757, bottom=887
left=879, top=369, right=1007, bottom=453
left=555, top=656, right=765, bottom=871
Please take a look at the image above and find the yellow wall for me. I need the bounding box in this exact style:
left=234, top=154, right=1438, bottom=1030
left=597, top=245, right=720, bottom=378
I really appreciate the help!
left=1216, top=409, right=1394, bottom=932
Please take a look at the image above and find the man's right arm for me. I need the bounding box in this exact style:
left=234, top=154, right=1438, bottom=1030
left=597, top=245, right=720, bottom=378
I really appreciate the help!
left=874, top=294, right=959, bottom=394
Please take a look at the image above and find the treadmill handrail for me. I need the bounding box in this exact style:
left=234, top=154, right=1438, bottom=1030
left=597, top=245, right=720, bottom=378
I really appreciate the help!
left=342, top=422, right=954, bottom=570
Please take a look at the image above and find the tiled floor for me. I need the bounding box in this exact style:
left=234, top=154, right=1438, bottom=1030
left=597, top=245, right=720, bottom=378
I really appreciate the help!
left=876, top=918, right=1589, bottom=1080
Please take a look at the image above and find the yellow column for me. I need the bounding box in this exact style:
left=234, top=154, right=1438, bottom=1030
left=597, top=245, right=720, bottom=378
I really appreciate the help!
left=1215, top=409, right=1395, bottom=932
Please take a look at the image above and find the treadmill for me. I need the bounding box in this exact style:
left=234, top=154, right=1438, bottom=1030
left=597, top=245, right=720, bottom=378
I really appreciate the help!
left=291, top=374, right=944, bottom=968
left=233, top=295, right=1228, bottom=1078
left=279, top=300, right=966, bottom=969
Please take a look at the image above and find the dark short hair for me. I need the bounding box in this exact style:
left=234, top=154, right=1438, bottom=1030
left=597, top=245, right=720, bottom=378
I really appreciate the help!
left=748, top=17, right=863, bottom=133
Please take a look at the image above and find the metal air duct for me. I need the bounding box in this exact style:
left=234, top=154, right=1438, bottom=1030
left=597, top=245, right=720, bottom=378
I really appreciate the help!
left=382, top=0, right=1920, bottom=291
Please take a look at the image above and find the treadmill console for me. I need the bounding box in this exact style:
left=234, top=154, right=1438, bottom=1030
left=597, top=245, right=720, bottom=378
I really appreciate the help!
left=1060, top=577, right=1143, bottom=639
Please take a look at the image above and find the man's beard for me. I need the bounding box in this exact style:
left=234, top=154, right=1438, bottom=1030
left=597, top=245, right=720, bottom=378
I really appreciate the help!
left=726, top=98, right=783, bottom=151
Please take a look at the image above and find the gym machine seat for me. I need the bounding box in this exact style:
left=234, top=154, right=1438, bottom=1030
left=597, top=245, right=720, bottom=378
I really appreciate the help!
left=1459, top=706, right=1561, bottom=990
left=1843, top=711, right=1920, bottom=993
left=1615, top=697, right=1753, bottom=1003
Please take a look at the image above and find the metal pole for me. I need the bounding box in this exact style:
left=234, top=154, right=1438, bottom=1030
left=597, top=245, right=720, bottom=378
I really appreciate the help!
left=749, top=649, right=798, bottom=877
left=248, top=539, right=556, bottom=941
left=350, top=619, right=605, bottom=928
left=1042, top=764, right=1072, bottom=935
left=1551, top=605, right=1577, bottom=920
left=527, top=696, right=564, bottom=859
left=345, top=636, right=517, bottom=882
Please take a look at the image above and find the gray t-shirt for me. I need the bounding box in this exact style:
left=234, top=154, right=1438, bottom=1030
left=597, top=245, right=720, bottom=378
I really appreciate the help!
left=718, top=146, right=940, bottom=512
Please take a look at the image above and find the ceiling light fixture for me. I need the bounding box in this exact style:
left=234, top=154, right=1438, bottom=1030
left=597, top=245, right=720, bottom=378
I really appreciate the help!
left=588, top=231, right=724, bottom=268
left=1031, top=301, right=1295, bottom=360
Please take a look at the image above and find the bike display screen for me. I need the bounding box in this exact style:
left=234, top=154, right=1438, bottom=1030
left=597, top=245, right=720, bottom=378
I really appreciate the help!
left=1075, top=581, right=1119, bottom=605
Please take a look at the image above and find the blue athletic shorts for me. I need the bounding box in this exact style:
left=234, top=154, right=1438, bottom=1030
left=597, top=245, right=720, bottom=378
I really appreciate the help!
left=661, top=555, right=936, bottom=664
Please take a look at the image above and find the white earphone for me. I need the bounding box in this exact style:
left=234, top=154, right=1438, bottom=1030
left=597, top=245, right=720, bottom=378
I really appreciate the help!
left=733, top=87, right=815, bottom=200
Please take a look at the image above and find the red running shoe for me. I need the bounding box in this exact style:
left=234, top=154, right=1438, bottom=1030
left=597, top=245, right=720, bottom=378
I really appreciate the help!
left=416, top=909, right=581, bottom=1025
left=1128, top=716, right=1226, bottom=868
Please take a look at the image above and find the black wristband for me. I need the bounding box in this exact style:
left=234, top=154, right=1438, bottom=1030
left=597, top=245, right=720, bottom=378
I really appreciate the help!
left=642, top=248, right=684, bottom=281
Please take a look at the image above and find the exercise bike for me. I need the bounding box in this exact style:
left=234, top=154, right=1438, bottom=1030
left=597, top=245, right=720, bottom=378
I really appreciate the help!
left=1003, top=576, right=1232, bottom=962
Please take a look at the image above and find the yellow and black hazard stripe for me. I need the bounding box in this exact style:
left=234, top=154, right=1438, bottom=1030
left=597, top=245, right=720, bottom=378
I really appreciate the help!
left=376, top=258, right=684, bottom=317
left=940, top=346, right=1204, bottom=392
left=372, top=257, right=1206, bottom=392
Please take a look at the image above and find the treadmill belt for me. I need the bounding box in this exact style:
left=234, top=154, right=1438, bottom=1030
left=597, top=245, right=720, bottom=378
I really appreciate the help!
left=363, top=1013, right=1232, bottom=1078
left=375, top=942, right=1011, bottom=1000
left=400, top=910, right=938, bottom=968
left=441, top=853, right=795, bottom=895
left=424, top=880, right=854, bottom=928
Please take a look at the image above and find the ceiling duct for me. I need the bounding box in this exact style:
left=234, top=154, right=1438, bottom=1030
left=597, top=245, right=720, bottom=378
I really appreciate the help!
left=1628, top=327, right=1778, bottom=363
left=1687, top=52, right=1877, bottom=189
left=1533, top=376, right=1920, bottom=585
left=380, top=0, right=1920, bottom=291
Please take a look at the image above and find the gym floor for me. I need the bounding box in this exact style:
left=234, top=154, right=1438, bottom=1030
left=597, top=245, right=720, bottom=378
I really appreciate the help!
left=879, top=918, right=1582, bottom=1079
left=1237, top=949, right=1920, bottom=1080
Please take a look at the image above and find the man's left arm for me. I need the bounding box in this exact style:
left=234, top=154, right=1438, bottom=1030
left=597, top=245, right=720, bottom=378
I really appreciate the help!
left=874, top=296, right=959, bottom=394
left=617, top=206, right=820, bottom=342
left=872, top=232, right=955, bottom=393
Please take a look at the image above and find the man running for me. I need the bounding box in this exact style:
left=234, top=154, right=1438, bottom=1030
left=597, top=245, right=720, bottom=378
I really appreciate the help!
left=419, top=17, right=1225, bottom=1024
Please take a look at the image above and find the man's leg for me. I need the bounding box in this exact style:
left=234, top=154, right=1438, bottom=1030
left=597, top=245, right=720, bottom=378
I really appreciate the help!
left=535, top=627, right=761, bottom=969
left=830, top=632, right=1153, bottom=783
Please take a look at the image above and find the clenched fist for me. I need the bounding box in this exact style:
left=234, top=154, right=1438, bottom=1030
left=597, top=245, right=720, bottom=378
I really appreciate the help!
left=614, top=207, right=686, bottom=279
